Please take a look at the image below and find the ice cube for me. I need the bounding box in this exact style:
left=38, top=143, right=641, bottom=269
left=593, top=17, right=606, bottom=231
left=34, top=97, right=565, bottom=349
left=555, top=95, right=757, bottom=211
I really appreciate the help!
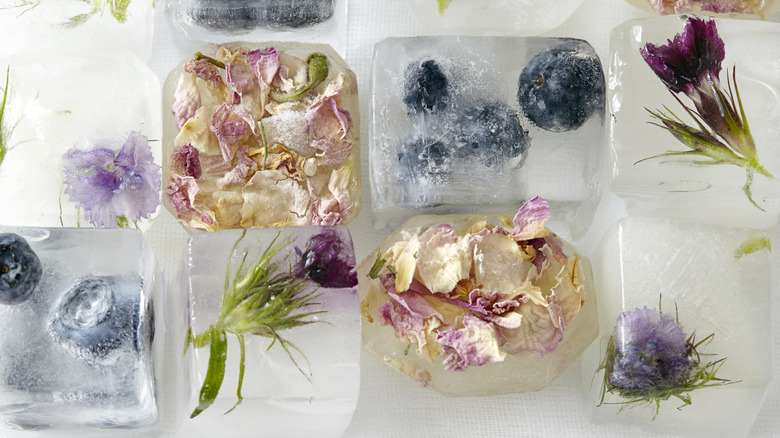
left=0, top=51, right=162, bottom=231
left=405, top=0, right=585, bottom=36
left=624, top=0, right=779, bottom=17
left=164, top=0, right=345, bottom=53
left=173, top=226, right=360, bottom=438
left=0, top=226, right=160, bottom=436
left=0, top=0, right=154, bottom=62
left=581, top=217, right=772, bottom=437
left=370, top=36, right=605, bottom=239
left=357, top=201, right=598, bottom=396
left=162, top=42, right=361, bottom=231
left=608, top=16, right=780, bottom=229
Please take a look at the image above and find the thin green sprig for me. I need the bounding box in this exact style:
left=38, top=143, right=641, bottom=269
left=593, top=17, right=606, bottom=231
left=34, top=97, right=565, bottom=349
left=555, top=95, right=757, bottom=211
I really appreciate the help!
left=188, top=230, right=324, bottom=418
left=640, top=67, right=774, bottom=210
left=64, top=0, right=131, bottom=27
left=0, top=66, right=9, bottom=169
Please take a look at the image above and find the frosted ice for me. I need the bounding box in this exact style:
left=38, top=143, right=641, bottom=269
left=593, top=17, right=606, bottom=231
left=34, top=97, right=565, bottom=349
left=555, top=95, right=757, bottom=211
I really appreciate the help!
left=358, top=210, right=598, bottom=397
left=608, top=16, right=780, bottom=229
left=161, top=41, right=360, bottom=231
left=173, top=226, right=360, bottom=438
left=0, top=51, right=162, bottom=230
left=370, top=36, right=605, bottom=239
left=0, top=0, right=154, bottom=62
left=624, top=0, right=780, bottom=17
left=165, top=0, right=345, bottom=53
left=581, top=218, right=772, bottom=437
left=406, top=0, right=585, bottom=36
left=0, top=226, right=159, bottom=436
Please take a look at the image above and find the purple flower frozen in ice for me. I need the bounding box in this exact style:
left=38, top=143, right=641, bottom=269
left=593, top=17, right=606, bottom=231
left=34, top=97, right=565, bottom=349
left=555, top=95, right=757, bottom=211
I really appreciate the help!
left=609, top=307, right=692, bottom=390
left=62, top=131, right=161, bottom=228
left=300, top=228, right=358, bottom=288
left=597, top=304, right=733, bottom=414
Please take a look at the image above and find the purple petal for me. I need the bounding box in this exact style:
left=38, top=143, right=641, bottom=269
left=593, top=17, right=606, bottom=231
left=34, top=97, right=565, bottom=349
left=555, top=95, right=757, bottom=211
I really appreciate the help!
left=210, top=103, right=250, bottom=161
left=248, top=47, right=280, bottom=86
left=512, top=196, right=550, bottom=240
left=171, top=144, right=202, bottom=178
left=300, top=228, right=358, bottom=288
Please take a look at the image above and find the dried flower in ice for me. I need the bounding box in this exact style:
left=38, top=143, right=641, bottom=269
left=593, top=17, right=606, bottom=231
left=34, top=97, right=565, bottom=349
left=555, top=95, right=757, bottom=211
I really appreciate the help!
left=638, top=16, right=774, bottom=210
left=597, top=305, right=733, bottom=415
left=62, top=131, right=161, bottom=228
left=647, top=0, right=767, bottom=16
left=300, top=228, right=358, bottom=288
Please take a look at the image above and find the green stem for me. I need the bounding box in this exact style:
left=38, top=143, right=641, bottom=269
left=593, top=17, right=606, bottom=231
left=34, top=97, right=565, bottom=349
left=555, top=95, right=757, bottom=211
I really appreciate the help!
left=194, top=52, right=226, bottom=69
left=269, top=53, right=328, bottom=102
left=190, top=326, right=228, bottom=418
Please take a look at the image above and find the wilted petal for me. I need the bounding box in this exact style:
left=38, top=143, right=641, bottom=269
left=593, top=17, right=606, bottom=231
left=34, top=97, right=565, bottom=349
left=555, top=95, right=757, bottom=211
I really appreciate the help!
left=416, top=225, right=473, bottom=294
left=512, top=196, right=551, bottom=241
left=171, top=144, right=202, bottom=178
left=172, top=73, right=201, bottom=130
left=305, top=96, right=353, bottom=166
left=437, top=314, right=506, bottom=371
left=210, top=103, right=254, bottom=161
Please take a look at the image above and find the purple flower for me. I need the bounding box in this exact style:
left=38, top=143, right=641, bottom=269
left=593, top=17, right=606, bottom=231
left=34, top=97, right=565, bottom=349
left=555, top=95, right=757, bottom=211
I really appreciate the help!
left=609, top=307, right=692, bottom=390
left=63, top=131, right=161, bottom=228
left=640, top=16, right=724, bottom=96
left=171, top=144, right=202, bottom=179
left=300, top=228, right=357, bottom=288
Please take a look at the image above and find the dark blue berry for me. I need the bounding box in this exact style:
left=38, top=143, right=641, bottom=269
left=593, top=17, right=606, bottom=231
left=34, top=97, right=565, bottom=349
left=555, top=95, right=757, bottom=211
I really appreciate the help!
left=403, top=60, right=449, bottom=114
left=0, top=233, right=42, bottom=305
left=453, top=102, right=529, bottom=167
left=50, top=276, right=142, bottom=363
left=190, top=0, right=334, bottom=32
left=517, top=41, right=605, bottom=132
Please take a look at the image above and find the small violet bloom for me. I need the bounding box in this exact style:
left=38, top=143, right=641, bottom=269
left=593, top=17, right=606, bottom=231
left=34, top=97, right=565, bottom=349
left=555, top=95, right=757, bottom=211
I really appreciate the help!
left=300, top=229, right=358, bottom=288
left=63, top=131, right=161, bottom=228
left=610, top=307, right=692, bottom=390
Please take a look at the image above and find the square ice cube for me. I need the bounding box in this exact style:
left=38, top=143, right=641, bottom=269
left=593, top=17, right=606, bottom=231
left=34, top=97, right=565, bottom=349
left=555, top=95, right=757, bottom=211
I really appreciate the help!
left=406, top=0, right=585, bottom=36
left=608, top=16, right=780, bottom=229
left=0, top=52, right=162, bottom=230
left=0, top=226, right=160, bottom=436
left=162, top=41, right=360, bottom=231
left=164, top=0, right=345, bottom=54
left=370, top=36, right=605, bottom=239
left=581, top=217, right=772, bottom=437
left=0, top=0, right=154, bottom=62
left=174, top=226, right=360, bottom=438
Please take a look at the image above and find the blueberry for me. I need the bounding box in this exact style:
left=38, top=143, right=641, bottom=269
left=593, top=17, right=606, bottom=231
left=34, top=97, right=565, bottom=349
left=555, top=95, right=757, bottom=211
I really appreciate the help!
left=397, top=136, right=453, bottom=205
left=517, top=41, right=605, bottom=132
left=402, top=60, right=449, bottom=114
left=0, top=233, right=42, bottom=305
left=261, top=0, right=334, bottom=29
left=190, top=0, right=259, bottom=33
left=453, top=102, right=529, bottom=167
left=50, top=276, right=141, bottom=363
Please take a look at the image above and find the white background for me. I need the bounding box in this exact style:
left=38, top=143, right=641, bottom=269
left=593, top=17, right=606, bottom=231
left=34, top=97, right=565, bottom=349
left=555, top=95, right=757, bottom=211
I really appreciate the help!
left=145, top=0, right=780, bottom=436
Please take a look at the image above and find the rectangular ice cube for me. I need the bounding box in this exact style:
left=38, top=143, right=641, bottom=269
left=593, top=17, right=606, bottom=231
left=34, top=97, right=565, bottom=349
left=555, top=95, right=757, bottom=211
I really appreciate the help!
left=370, top=36, right=605, bottom=239
left=608, top=16, right=780, bottom=229
left=164, top=0, right=345, bottom=54
left=174, top=226, right=360, bottom=438
left=0, top=226, right=160, bottom=436
left=581, top=217, right=772, bottom=437
left=0, top=52, right=162, bottom=230
left=0, top=0, right=154, bottom=61
left=406, top=0, right=585, bottom=36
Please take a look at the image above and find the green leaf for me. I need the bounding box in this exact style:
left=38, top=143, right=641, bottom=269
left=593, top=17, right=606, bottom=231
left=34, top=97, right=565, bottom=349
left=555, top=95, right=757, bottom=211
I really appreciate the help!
left=437, top=0, right=452, bottom=15
left=190, top=327, right=228, bottom=418
left=367, top=251, right=386, bottom=280
left=269, top=53, right=329, bottom=103
left=734, top=235, right=771, bottom=259
left=64, top=12, right=93, bottom=28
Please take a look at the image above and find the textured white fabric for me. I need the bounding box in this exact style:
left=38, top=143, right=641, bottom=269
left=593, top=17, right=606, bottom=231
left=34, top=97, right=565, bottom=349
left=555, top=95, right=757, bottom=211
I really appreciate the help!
left=146, top=1, right=780, bottom=436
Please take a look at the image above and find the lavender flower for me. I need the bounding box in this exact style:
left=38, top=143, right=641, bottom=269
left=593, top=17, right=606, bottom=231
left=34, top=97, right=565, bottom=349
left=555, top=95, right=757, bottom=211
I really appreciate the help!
left=63, top=131, right=161, bottom=228
left=300, top=229, right=358, bottom=288
left=598, top=305, right=732, bottom=414
left=638, top=16, right=773, bottom=210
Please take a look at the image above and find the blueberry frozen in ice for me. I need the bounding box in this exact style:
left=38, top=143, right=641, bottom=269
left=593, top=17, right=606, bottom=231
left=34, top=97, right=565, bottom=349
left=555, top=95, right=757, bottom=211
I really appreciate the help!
left=402, top=59, right=450, bottom=114
left=398, top=137, right=453, bottom=183
left=517, top=41, right=605, bottom=132
left=0, top=233, right=42, bottom=305
left=453, top=102, right=529, bottom=167
left=190, top=0, right=335, bottom=32
left=50, top=276, right=142, bottom=363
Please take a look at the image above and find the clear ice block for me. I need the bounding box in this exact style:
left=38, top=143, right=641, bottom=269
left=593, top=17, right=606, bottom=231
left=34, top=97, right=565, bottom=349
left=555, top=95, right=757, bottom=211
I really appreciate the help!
left=0, top=0, right=154, bottom=62
left=0, top=51, right=162, bottom=230
left=162, top=41, right=360, bottom=231
left=174, top=226, right=360, bottom=438
left=581, top=217, right=772, bottom=437
left=358, top=201, right=598, bottom=396
left=370, top=36, right=605, bottom=238
left=0, top=226, right=160, bottom=436
left=164, top=0, right=345, bottom=53
left=608, top=16, right=780, bottom=229
left=405, top=0, right=585, bottom=36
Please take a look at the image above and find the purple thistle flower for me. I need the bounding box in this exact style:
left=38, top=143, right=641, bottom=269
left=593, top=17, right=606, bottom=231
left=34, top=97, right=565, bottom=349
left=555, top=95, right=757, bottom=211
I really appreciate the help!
left=63, top=131, right=161, bottom=228
left=640, top=16, right=724, bottom=96
left=300, top=228, right=357, bottom=288
left=609, top=307, right=692, bottom=390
